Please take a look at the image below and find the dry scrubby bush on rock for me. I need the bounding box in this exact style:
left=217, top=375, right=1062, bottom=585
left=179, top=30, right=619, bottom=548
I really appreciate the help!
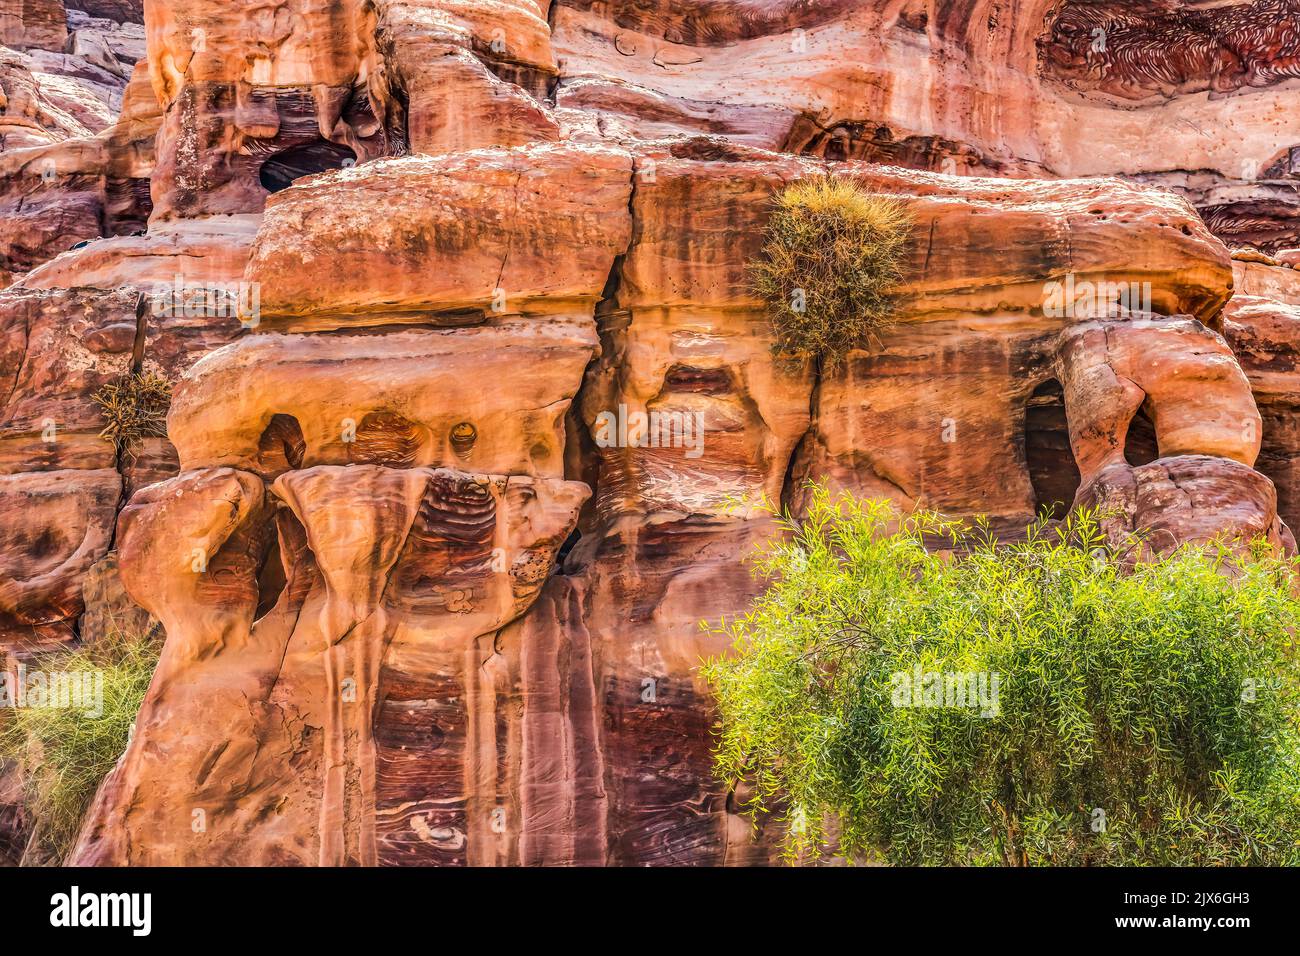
left=0, top=628, right=161, bottom=860
left=704, top=488, right=1300, bottom=865
left=750, top=176, right=912, bottom=371
left=90, top=372, right=171, bottom=460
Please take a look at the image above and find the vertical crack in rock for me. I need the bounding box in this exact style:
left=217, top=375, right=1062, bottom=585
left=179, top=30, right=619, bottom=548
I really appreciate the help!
left=101, top=292, right=154, bottom=554
left=494, top=166, right=526, bottom=298
left=129, top=292, right=148, bottom=373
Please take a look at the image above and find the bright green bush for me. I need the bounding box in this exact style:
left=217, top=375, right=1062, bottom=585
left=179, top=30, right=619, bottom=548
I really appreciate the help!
left=750, top=176, right=911, bottom=370
left=703, top=488, right=1300, bottom=865
left=0, top=628, right=161, bottom=860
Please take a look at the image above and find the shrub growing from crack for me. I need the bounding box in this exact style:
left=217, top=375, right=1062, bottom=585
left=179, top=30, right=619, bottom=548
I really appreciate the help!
left=750, top=176, right=912, bottom=371
left=90, top=372, right=171, bottom=460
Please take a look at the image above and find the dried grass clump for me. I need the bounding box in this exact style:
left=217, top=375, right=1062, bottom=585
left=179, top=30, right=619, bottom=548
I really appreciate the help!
left=751, top=176, right=912, bottom=371
left=0, top=628, right=161, bottom=861
left=90, top=372, right=171, bottom=459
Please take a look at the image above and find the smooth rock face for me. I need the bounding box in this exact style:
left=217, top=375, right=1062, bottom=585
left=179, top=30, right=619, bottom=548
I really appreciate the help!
left=0, top=0, right=1297, bottom=866
left=1056, top=317, right=1262, bottom=481
left=245, top=142, right=633, bottom=323
left=0, top=468, right=119, bottom=649
left=167, top=322, right=595, bottom=478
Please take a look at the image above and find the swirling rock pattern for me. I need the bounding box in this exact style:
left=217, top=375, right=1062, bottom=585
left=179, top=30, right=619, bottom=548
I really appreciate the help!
left=1042, top=0, right=1300, bottom=101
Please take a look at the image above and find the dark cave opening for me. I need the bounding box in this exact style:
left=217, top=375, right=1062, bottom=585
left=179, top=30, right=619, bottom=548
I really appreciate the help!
left=1124, top=401, right=1160, bottom=467
left=256, top=413, right=306, bottom=479
left=555, top=528, right=582, bottom=574
left=254, top=531, right=287, bottom=622
left=259, top=140, right=358, bottom=193
left=1025, top=379, right=1081, bottom=520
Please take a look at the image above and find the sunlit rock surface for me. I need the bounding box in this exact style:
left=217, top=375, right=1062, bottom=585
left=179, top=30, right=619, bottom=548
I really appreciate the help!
left=0, top=0, right=1296, bottom=865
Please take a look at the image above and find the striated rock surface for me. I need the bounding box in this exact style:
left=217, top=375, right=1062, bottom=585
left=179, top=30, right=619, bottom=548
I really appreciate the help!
left=0, top=0, right=67, bottom=52
left=72, top=464, right=589, bottom=865
left=1225, top=258, right=1300, bottom=533
left=1041, top=1, right=1300, bottom=101
left=0, top=0, right=1296, bottom=866
left=0, top=285, right=139, bottom=473
left=0, top=51, right=157, bottom=281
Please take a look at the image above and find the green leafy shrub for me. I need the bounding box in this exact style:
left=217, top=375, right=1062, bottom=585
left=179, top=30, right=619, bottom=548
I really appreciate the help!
left=703, top=487, right=1300, bottom=865
left=750, top=176, right=912, bottom=370
left=0, top=629, right=161, bottom=860
left=91, top=372, right=171, bottom=460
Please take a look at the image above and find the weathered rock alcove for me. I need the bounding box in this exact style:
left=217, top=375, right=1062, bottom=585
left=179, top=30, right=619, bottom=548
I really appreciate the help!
left=1025, top=379, right=1081, bottom=520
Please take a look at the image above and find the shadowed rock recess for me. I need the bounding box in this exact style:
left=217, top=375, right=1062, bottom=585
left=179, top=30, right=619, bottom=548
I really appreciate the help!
left=0, top=0, right=1298, bottom=866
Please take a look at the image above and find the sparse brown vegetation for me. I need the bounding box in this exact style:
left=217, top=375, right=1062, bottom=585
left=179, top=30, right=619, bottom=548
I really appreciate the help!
left=751, top=176, right=912, bottom=371
left=91, top=372, right=171, bottom=460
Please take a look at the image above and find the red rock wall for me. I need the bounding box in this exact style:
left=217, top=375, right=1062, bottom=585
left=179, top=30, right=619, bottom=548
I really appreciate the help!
left=0, top=0, right=1296, bottom=866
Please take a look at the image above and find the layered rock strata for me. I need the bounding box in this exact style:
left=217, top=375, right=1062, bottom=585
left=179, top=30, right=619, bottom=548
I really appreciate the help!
left=0, top=0, right=1295, bottom=866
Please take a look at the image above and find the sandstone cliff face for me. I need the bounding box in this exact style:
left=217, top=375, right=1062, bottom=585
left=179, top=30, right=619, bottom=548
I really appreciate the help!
left=0, top=0, right=151, bottom=284
left=1226, top=257, right=1300, bottom=534
left=1, top=0, right=1298, bottom=866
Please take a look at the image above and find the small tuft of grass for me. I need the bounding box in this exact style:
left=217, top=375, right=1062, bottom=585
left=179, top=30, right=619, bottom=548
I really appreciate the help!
left=90, top=372, right=171, bottom=460
left=0, top=628, right=161, bottom=861
left=750, top=176, right=912, bottom=372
